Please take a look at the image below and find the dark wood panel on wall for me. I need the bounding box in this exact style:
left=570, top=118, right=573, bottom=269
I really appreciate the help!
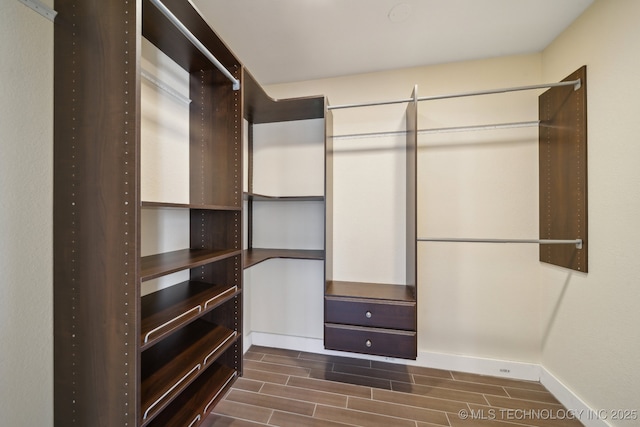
left=53, top=0, right=140, bottom=424
left=539, top=66, right=588, bottom=272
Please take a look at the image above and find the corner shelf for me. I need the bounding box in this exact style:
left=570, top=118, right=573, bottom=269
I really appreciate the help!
left=244, top=248, right=325, bottom=269
left=242, top=71, right=327, bottom=273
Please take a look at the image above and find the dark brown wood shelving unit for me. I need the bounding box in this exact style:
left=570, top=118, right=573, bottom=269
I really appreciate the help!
left=242, top=71, right=327, bottom=271
left=54, top=0, right=243, bottom=425
left=324, top=87, right=418, bottom=360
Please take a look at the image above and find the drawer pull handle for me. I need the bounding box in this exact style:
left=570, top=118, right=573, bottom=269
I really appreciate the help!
left=365, top=339, right=372, bottom=348
left=365, top=311, right=372, bottom=319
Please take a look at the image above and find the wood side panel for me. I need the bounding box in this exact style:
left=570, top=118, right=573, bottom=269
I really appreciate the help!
left=325, top=107, right=334, bottom=281
left=405, top=86, right=418, bottom=297
left=54, top=0, right=140, bottom=424
left=539, top=66, right=588, bottom=272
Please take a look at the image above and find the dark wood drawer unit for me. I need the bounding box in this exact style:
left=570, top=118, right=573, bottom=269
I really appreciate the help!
left=324, top=281, right=417, bottom=359
left=325, top=297, right=415, bottom=331
left=325, top=324, right=417, bottom=359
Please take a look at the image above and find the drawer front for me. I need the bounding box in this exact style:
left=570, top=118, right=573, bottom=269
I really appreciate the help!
left=325, top=297, right=416, bottom=330
left=325, top=324, right=417, bottom=359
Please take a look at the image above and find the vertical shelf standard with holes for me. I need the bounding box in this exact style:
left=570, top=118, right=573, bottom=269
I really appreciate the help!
left=54, top=0, right=242, bottom=425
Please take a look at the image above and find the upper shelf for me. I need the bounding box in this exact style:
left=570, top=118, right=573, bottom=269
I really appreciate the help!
left=142, top=201, right=241, bottom=211
left=243, top=70, right=325, bottom=124
left=244, top=248, right=325, bottom=269
left=243, top=192, right=324, bottom=202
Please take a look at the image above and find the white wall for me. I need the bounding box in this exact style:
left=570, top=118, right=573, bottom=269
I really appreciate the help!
left=540, top=0, right=640, bottom=424
left=0, top=1, right=54, bottom=424
left=267, top=54, right=544, bottom=364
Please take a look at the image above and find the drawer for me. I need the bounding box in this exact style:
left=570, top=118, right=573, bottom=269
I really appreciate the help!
left=325, top=297, right=416, bottom=330
left=325, top=324, right=417, bottom=359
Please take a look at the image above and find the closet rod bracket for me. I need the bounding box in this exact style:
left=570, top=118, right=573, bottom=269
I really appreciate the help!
left=18, top=0, right=57, bottom=22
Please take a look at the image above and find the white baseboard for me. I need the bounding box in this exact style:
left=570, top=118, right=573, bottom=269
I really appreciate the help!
left=540, top=368, right=609, bottom=427
left=246, top=332, right=540, bottom=380
left=244, top=332, right=604, bottom=427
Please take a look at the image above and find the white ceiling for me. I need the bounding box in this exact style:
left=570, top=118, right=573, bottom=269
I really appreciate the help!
left=191, top=0, right=594, bottom=86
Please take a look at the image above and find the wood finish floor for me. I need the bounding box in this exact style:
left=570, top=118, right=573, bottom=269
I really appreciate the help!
left=202, top=346, right=584, bottom=427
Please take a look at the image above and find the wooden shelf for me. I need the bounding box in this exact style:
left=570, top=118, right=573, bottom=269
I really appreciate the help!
left=140, top=319, right=238, bottom=425
left=141, top=248, right=241, bottom=281
left=244, top=192, right=324, bottom=202
left=142, top=201, right=240, bottom=211
left=141, top=281, right=239, bottom=350
left=326, top=280, right=416, bottom=302
left=146, top=362, right=237, bottom=427
left=244, top=248, right=325, bottom=269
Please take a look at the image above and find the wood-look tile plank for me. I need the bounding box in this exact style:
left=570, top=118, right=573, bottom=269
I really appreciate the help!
left=249, top=345, right=301, bottom=358
left=484, top=395, right=569, bottom=412
left=232, top=378, right=265, bottom=393
left=412, top=374, right=509, bottom=397
left=224, top=389, right=316, bottom=417
left=348, top=396, right=450, bottom=426
left=244, top=359, right=310, bottom=377
left=418, top=422, right=456, bottom=427
left=244, top=351, right=266, bottom=361
left=268, top=411, right=356, bottom=427
left=298, top=351, right=373, bottom=368
left=447, top=411, right=532, bottom=427
left=210, top=400, right=273, bottom=424
left=310, top=369, right=392, bottom=389
left=392, top=380, right=490, bottom=405
left=262, top=353, right=334, bottom=372
left=242, top=368, right=290, bottom=385
left=314, top=404, right=417, bottom=427
left=260, top=382, right=348, bottom=407
left=451, top=372, right=546, bottom=392
left=372, top=388, right=469, bottom=414
left=287, top=376, right=372, bottom=399
left=371, top=360, right=455, bottom=379
left=332, top=362, right=414, bottom=383
left=503, top=387, right=560, bottom=405
left=465, top=404, right=584, bottom=427
left=475, top=397, right=584, bottom=427
left=201, top=414, right=270, bottom=427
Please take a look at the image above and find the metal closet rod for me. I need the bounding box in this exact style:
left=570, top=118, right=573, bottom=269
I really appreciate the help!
left=327, top=79, right=581, bottom=110
left=141, top=68, right=192, bottom=105
left=149, top=0, right=240, bottom=90
left=418, top=237, right=583, bottom=249
left=332, top=120, right=540, bottom=140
